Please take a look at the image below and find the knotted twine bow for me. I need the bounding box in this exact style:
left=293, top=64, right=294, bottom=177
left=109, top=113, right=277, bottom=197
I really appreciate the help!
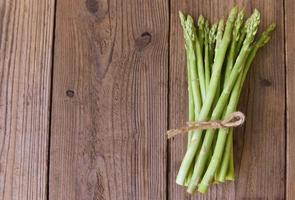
left=166, top=111, right=245, bottom=139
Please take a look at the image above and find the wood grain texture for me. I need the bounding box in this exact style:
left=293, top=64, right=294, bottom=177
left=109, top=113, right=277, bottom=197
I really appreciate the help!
left=49, top=0, right=169, bottom=199
left=168, top=0, right=285, bottom=199
left=286, top=0, right=295, bottom=199
left=0, top=0, right=55, bottom=199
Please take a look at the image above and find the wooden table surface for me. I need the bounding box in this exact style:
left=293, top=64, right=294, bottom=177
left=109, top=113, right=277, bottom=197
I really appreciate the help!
left=0, top=0, right=293, bottom=199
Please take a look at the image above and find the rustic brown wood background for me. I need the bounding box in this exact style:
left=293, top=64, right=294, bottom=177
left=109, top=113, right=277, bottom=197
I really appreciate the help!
left=0, top=0, right=292, bottom=199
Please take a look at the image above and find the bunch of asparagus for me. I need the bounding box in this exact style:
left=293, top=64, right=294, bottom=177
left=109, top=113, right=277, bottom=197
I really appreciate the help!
left=178, top=6, right=275, bottom=194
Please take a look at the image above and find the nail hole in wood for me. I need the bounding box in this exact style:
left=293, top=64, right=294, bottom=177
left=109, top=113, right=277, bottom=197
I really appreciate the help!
left=66, top=90, right=75, bottom=98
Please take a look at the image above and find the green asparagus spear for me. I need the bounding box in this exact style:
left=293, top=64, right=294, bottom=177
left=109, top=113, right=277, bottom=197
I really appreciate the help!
left=209, top=23, right=218, bottom=67
left=179, top=12, right=202, bottom=120
left=187, top=52, right=195, bottom=146
left=217, top=127, right=234, bottom=181
left=224, top=10, right=245, bottom=86
left=204, top=21, right=210, bottom=91
left=195, top=16, right=207, bottom=102
left=225, top=143, right=235, bottom=180
left=235, top=17, right=249, bottom=58
left=214, top=20, right=225, bottom=63
left=198, top=15, right=205, bottom=53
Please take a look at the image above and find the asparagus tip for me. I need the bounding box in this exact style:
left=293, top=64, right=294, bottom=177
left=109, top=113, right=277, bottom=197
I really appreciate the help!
left=204, top=20, right=210, bottom=34
left=242, top=9, right=260, bottom=46
left=186, top=15, right=197, bottom=41
left=209, top=23, right=218, bottom=45
left=233, top=10, right=245, bottom=40
left=227, top=6, right=239, bottom=23
left=266, top=23, right=276, bottom=33
left=247, top=9, right=260, bottom=36
left=179, top=11, right=186, bottom=27
left=198, top=15, right=205, bottom=27
left=255, top=23, right=276, bottom=47
left=218, top=19, right=225, bottom=32
left=179, top=10, right=184, bottom=16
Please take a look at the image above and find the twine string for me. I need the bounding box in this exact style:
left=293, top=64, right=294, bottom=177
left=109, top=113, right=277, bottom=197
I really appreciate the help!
left=166, top=111, right=245, bottom=139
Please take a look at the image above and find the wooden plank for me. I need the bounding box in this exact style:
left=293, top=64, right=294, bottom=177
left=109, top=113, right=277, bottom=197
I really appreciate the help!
left=0, top=0, right=55, bottom=199
left=286, top=0, right=295, bottom=199
left=49, top=0, right=169, bottom=199
left=233, top=2, right=285, bottom=199
left=168, top=0, right=285, bottom=199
